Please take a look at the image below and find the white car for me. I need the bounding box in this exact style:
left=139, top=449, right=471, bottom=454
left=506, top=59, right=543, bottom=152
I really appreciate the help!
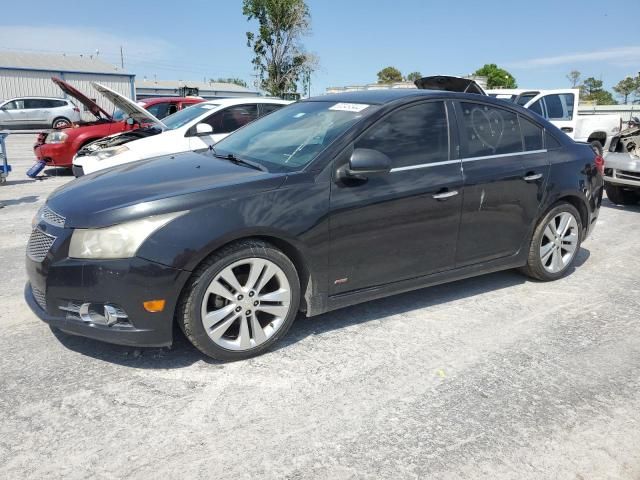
left=72, top=83, right=290, bottom=176
left=486, top=88, right=621, bottom=154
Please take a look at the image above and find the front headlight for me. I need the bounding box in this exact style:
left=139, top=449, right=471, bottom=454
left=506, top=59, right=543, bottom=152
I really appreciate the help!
left=68, top=211, right=186, bottom=259
left=95, top=145, right=128, bottom=161
left=45, top=132, right=68, bottom=144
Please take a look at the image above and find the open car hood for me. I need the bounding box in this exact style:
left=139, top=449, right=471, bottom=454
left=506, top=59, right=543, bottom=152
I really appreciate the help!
left=414, top=75, right=487, bottom=95
left=91, top=82, right=167, bottom=129
left=52, top=76, right=113, bottom=120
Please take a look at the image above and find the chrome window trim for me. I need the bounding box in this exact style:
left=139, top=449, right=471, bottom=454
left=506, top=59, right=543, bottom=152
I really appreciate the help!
left=389, top=149, right=547, bottom=173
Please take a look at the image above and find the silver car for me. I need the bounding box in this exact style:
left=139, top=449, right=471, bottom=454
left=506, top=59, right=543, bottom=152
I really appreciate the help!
left=0, top=97, right=81, bottom=129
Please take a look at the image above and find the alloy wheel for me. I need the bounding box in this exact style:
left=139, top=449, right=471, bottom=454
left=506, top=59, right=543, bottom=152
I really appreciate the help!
left=539, top=211, right=579, bottom=273
left=200, top=258, right=292, bottom=351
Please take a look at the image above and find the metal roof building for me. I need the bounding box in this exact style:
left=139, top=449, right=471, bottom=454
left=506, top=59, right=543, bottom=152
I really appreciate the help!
left=136, top=79, right=259, bottom=100
left=0, top=51, right=135, bottom=114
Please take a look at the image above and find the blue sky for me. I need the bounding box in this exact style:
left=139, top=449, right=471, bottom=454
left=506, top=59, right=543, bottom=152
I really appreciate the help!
left=1, top=0, right=638, bottom=98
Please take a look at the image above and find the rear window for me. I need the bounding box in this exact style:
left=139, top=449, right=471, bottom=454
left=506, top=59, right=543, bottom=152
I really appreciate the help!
left=459, top=102, right=523, bottom=157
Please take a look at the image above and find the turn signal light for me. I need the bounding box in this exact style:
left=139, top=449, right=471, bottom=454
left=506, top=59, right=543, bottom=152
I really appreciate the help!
left=143, top=299, right=166, bottom=313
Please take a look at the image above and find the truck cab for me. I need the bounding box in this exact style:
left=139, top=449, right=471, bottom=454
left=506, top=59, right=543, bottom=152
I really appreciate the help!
left=487, top=88, right=621, bottom=154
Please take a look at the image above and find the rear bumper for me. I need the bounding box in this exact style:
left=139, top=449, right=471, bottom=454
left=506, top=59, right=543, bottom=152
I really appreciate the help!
left=34, top=143, right=74, bottom=167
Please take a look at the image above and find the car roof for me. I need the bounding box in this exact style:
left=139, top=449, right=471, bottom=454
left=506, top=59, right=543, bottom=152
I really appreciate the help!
left=4, top=96, right=69, bottom=101
left=209, top=97, right=291, bottom=106
left=139, top=96, right=204, bottom=105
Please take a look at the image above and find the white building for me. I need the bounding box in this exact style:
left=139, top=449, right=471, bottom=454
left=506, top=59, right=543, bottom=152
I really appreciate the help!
left=0, top=51, right=135, bottom=114
left=136, top=79, right=259, bottom=100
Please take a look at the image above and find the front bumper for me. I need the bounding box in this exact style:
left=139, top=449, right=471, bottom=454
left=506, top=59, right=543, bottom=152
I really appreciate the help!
left=25, top=243, right=190, bottom=347
left=34, top=143, right=73, bottom=167
left=603, top=151, right=640, bottom=188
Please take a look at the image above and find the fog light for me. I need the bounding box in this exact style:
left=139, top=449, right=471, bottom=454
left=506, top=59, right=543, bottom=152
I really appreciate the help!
left=58, top=301, right=128, bottom=326
left=143, top=299, right=166, bottom=313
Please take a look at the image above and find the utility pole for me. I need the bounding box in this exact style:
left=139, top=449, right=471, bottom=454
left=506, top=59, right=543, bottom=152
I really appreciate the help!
left=120, top=46, right=124, bottom=69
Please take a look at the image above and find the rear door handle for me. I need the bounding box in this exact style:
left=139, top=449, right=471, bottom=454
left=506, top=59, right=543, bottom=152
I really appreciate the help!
left=432, top=190, right=459, bottom=200
left=523, top=173, right=543, bottom=181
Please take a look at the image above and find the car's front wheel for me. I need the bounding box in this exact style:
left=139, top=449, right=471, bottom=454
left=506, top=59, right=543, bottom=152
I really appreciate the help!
left=178, top=240, right=300, bottom=361
left=605, top=184, right=639, bottom=205
left=521, top=203, right=582, bottom=281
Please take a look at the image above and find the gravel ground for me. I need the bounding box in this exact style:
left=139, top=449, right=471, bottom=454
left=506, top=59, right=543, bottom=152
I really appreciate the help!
left=1, top=133, right=640, bottom=480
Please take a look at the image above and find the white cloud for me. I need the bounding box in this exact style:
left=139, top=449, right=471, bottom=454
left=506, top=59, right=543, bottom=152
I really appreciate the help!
left=507, top=46, right=640, bottom=69
left=0, top=25, right=175, bottom=64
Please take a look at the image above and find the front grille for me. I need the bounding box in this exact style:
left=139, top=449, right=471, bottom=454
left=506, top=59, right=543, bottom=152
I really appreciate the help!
left=32, top=286, right=47, bottom=311
left=619, top=170, right=640, bottom=181
left=41, top=205, right=65, bottom=227
left=27, top=228, right=56, bottom=262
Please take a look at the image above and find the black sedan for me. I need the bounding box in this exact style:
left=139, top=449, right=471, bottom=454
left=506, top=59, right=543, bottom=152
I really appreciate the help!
left=25, top=89, right=604, bottom=360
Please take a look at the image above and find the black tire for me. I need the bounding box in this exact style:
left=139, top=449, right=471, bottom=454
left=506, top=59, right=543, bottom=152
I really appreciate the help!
left=177, top=239, right=300, bottom=361
left=605, top=184, right=639, bottom=205
left=52, top=117, right=71, bottom=129
left=590, top=141, right=604, bottom=156
left=520, top=202, right=583, bottom=281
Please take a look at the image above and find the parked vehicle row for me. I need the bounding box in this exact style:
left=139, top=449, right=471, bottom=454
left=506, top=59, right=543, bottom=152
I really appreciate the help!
left=32, top=77, right=204, bottom=168
left=25, top=84, right=604, bottom=360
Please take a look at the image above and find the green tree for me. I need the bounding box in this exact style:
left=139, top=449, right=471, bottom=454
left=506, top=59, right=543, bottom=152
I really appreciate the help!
left=472, top=64, right=517, bottom=88
left=406, top=71, right=422, bottom=82
left=613, top=76, right=640, bottom=104
left=377, top=66, right=403, bottom=84
left=566, top=70, right=581, bottom=88
left=243, top=0, right=317, bottom=97
left=211, top=77, right=249, bottom=88
left=580, top=77, right=617, bottom=105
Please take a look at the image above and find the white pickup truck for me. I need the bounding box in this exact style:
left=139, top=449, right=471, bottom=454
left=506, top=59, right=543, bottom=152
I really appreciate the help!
left=486, top=88, right=621, bottom=154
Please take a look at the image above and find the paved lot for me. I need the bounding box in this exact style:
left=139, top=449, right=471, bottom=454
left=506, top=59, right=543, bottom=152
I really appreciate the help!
left=1, top=133, right=640, bottom=479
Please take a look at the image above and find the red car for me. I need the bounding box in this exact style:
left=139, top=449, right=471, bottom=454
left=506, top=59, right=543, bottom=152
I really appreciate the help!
left=34, top=77, right=203, bottom=168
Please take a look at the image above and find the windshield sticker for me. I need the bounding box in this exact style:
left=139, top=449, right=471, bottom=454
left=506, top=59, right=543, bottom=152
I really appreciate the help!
left=329, top=103, right=369, bottom=112
left=200, top=105, right=218, bottom=109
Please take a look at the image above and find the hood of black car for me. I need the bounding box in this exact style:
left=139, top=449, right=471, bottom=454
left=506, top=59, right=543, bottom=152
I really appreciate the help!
left=47, top=151, right=286, bottom=228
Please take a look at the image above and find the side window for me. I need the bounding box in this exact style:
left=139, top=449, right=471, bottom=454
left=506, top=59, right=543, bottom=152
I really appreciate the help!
left=355, top=101, right=449, bottom=168
left=146, top=102, right=171, bottom=119
left=23, top=99, right=41, bottom=109
left=3, top=100, right=22, bottom=110
left=519, top=116, right=543, bottom=151
left=166, top=103, right=178, bottom=116
left=260, top=103, right=284, bottom=116
left=216, top=104, right=259, bottom=134
left=545, top=131, right=562, bottom=149
left=459, top=102, right=522, bottom=157
left=542, top=94, right=573, bottom=121
left=51, top=100, right=68, bottom=108
left=529, top=99, right=544, bottom=117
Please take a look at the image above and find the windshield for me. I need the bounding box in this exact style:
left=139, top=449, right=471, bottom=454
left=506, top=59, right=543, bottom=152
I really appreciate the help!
left=213, top=101, right=378, bottom=172
left=162, top=103, right=220, bottom=130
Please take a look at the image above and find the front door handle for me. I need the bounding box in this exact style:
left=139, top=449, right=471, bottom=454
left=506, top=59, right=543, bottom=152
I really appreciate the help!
left=432, top=190, right=459, bottom=200
left=523, top=173, right=543, bottom=181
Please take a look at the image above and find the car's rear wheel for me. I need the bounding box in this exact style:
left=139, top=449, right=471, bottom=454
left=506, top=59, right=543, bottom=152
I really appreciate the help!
left=521, top=203, right=582, bottom=281
left=52, top=117, right=71, bottom=129
left=178, top=240, right=300, bottom=361
left=605, top=184, right=639, bottom=205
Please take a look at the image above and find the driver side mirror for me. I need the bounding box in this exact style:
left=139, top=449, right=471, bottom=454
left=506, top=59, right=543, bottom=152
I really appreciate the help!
left=340, top=148, right=392, bottom=180
left=194, top=123, right=213, bottom=136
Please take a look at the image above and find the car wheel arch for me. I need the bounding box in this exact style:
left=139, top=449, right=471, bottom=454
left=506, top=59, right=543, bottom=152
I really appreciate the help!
left=539, top=194, right=589, bottom=236
left=177, top=234, right=314, bottom=318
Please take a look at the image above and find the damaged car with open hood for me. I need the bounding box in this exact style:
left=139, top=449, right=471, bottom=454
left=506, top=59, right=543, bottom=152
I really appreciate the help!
left=603, top=118, right=640, bottom=205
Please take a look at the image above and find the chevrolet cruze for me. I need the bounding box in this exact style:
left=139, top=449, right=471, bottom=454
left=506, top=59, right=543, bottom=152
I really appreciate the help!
left=25, top=89, right=604, bottom=360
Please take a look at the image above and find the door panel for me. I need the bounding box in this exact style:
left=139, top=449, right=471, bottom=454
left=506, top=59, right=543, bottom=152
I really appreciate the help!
left=328, top=101, right=463, bottom=294
left=454, top=102, right=549, bottom=266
